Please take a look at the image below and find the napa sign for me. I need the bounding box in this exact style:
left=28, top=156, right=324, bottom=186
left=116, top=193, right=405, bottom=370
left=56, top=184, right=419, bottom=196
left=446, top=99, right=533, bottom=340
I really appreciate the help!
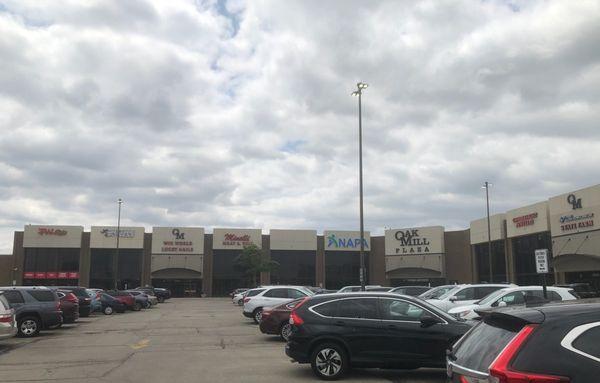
left=324, top=230, right=370, bottom=252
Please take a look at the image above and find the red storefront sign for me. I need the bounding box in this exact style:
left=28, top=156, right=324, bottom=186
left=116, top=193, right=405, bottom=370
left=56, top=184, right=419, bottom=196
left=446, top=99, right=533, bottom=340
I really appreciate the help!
left=46, top=272, right=58, bottom=279
left=34, top=272, right=47, bottom=279
left=67, top=272, right=79, bottom=279
left=57, top=272, right=69, bottom=279
left=23, top=272, right=35, bottom=279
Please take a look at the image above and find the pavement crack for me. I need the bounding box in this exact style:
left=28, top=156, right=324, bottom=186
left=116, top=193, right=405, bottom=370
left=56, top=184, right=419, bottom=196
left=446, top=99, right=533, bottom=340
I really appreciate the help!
left=100, top=352, right=136, bottom=378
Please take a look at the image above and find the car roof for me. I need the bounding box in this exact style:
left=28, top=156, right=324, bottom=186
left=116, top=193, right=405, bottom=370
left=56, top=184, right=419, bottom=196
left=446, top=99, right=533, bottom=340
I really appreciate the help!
left=391, top=286, right=431, bottom=289
left=488, top=298, right=600, bottom=323
left=0, top=286, right=52, bottom=290
left=494, top=286, right=571, bottom=293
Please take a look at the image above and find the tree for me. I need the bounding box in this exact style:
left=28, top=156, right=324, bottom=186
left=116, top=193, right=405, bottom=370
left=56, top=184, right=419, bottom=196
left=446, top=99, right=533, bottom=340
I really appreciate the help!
left=233, top=244, right=279, bottom=287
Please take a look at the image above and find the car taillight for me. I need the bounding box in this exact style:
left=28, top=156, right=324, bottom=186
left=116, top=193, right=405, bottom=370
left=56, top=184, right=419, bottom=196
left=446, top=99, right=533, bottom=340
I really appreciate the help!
left=488, top=324, right=570, bottom=383
left=55, top=301, right=61, bottom=310
left=289, top=311, right=304, bottom=326
left=0, top=314, right=12, bottom=323
left=67, top=293, right=78, bottom=303
left=243, top=297, right=251, bottom=303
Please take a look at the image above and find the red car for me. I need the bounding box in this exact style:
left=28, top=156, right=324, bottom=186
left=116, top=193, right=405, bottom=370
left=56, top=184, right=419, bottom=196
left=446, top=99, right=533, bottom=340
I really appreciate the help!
left=259, top=298, right=306, bottom=341
left=56, top=290, right=80, bottom=324
left=106, top=291, right=139, bottom=311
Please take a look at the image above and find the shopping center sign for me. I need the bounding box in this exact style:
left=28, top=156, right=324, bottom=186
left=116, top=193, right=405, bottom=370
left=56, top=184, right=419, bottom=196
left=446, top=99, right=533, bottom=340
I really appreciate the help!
left=549, top=185, right=600, bottom=237
left=90, top=226, right=145, bottom=249
left=384, top=226, right=444, bottom=255
left=323, top=231, right=370, bottom=251
left=506, top=201, right=550, bottom=238
left=151, top=227, right=204, bottom=255
left=212, top=228, right=262, bottom=250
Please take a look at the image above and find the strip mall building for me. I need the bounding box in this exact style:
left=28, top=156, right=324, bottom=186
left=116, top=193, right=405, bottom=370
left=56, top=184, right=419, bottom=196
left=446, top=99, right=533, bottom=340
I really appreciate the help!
left=1, top=184, right=599, bottom=296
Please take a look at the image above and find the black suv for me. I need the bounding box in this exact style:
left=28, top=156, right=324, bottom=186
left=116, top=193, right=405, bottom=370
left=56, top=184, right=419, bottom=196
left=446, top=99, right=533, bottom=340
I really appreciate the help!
left=556, top=283, right=599, bottom=299
left=285, top=292, right=472, bottom=380
left=447, top=299, right=600, bottom=382
left=0, top=286, right=62, bottom=337
left=135, top=287, right=171, bottom=303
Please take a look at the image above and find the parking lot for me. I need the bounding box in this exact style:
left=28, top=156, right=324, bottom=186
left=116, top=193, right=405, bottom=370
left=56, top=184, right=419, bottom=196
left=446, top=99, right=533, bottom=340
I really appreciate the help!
left=0, top=298, right=445, bottom=383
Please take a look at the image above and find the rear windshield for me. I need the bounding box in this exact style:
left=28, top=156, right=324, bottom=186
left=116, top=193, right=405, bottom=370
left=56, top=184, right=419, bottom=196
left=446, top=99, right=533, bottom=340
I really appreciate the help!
left=246, top=289, right=265, bottom=297
left=29, top=290, right=56, bottom=302
left=453, top=321, right=518, bottom=372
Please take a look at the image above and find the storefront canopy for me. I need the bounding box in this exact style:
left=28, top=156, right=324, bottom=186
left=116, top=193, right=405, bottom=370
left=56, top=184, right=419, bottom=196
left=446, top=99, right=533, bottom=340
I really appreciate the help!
left=552, top=231, right=600, bottom=272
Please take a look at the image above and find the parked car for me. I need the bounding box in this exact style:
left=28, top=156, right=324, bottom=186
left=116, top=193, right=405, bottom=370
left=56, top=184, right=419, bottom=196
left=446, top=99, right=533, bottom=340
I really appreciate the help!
left=389, top=286, right=432, bottom=296
left=55, top=286, right=92, bottom=317
left=0, top=293, right=17, bottom=340
left=259, top=298, right=304, bottom=341
left=556, top=282, right=599, bottom=298
left=427, top=283, right=513, bottom=312
left=243, top=286, right=313, bottom=323
left=230, top=288, right=249, bottom=298
left=337, top=285, right=382, bottom=293
left=417, top=284, right=457, bottom=300
left=447, top=299, right=600, bottom=383
left=0, top=286, right=62, bottom=337
left=99, top=293, right=126, bottom=315
left=106, top=290, right=139, bottom=311
left=285, top=292, right=472, bottom=380
left=56, top=290, right=80, bottom=324
left=125, top=290, right=152, bottom=309
left=135, top=287, right=170, bottom=303
left=448, top=286, right=578, bottom=320
left=233, top=290, right=248, bottom=306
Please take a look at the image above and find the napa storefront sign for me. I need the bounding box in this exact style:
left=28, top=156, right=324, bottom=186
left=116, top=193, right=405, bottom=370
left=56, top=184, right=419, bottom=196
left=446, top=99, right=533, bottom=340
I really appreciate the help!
left=23, top=225, right=83, bottom=248
left=323, top=231, right=370, bottom=252
left=151, top=227, right=204, bottom=255
left=213, top=228, right=262, bottom=250
left=90, top=226, right=145, bottom=249
left=384, top=226, right=444, bottom=256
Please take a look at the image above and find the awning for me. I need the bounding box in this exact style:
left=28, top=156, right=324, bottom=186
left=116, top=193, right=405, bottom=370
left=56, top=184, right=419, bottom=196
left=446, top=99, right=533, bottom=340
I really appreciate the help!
left=552, top=231, right=600, bottom=272
left=386, top=267, right=442, bottom=279
left=151, top=268, right=202, bottom=279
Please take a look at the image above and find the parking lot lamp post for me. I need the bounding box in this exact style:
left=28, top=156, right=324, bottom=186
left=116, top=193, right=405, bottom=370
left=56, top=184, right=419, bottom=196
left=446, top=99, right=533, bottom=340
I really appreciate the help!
left=352, top=82, right=368, bottom=292
left=482, top=182, right=493, bottom=283
left=113, top=198, right=123, bottom=290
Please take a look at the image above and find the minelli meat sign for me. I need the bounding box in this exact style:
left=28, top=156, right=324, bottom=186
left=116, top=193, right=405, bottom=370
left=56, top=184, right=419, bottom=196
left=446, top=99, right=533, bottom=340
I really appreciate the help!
left=223, top=233, right=253, bottom=247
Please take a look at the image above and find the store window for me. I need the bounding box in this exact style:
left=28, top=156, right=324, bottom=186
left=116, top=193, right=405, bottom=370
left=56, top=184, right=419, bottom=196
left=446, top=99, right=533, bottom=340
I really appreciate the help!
left=474, top=241, right=507, bottom=283
left=23, top=248, right=80, bottom=286
left=270, top=250, right=315, bottom=286
left=212, top=250, right=248, bottom=296
left=90, top=249, right=142, bottom=290
left=512, top=232, right=554, bottom=286
left=325, top=251, right=369, bottom=290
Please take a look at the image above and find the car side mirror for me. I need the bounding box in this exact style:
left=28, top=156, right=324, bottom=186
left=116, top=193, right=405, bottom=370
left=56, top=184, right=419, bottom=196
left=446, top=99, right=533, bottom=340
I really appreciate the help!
left=420, top=315, right=441, bottom=328
left=497, top=301, right=507, bottom=308
left=449, top=296, right=458, bottom=302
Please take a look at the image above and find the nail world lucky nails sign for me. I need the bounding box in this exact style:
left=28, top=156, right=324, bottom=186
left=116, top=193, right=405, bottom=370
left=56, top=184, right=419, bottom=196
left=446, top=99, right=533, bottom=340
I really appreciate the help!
left=151, top=227, right=204, bottom=255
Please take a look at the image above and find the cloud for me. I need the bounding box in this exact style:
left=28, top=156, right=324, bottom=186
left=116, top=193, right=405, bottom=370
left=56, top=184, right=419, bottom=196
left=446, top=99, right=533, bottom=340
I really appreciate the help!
left=0, top=0, right=599, bottom=253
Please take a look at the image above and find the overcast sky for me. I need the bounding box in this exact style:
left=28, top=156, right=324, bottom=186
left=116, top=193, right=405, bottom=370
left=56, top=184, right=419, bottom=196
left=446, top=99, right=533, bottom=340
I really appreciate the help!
left=0, top=0, right=599, bottom=253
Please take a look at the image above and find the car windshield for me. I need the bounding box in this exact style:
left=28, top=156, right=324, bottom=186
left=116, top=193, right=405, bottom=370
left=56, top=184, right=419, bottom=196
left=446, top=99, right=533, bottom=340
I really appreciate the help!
left=419, top=286, right=448, bottom=299
left=476, top=288, right=511, bottom=305
left=436, top=285, right=464, bottom=300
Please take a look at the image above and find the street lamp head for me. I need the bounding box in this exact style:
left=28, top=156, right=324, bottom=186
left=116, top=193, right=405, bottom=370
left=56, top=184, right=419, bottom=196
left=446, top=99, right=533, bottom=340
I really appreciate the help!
left=117, top=198, right=123, bottom=204
left=351, top=91, right=360, bottom=96
left=358, top=82, right=369, bottom=89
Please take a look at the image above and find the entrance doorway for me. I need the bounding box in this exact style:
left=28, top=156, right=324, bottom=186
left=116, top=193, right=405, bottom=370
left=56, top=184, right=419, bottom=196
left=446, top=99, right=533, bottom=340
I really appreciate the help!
left=152, top=278, right=202, bottom=297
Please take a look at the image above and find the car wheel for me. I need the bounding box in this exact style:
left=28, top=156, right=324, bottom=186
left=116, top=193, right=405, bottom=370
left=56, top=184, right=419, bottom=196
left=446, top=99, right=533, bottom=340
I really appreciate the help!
left=310, top=343, right=348, bottom=380
left=252, top=308, right=263, bottom=324
left=237, top=299, right=243, bottom=306
left=133, top=303, right=142, bottom=311
left=144, top=301, right=151, bottom=309
left=103, top=306, right=114, bottom=315
left=280, top=322, right=292, bottom=341
left=158, top=296, right=165, bottom=303
left=18, top=316, right=41, bottom=338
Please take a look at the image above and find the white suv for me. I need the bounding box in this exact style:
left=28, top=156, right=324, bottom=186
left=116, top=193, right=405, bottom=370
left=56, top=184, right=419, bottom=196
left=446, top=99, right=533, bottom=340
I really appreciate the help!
left=427, top=283, right=514, bottom=312
left=243, top=286, right=313, bottom=323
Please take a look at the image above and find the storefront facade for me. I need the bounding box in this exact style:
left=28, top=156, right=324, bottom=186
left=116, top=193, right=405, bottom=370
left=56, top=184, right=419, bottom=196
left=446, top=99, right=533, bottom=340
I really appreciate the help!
left=151, top=227, right=204, bottom=297
left=323, top=230, right=370, bottom=290
left=22, top=225, right=83, bottom=286
left=269, top=229, right=316, bottom=286
left=211, top=228, right=262, bottom=296
left=384, top=226, right=446, bottom=286
left=550, top=184, right=600, bottom=290
left=89, top=226, right=145, bottom=290
left=470, top=214, right=508, bottom=283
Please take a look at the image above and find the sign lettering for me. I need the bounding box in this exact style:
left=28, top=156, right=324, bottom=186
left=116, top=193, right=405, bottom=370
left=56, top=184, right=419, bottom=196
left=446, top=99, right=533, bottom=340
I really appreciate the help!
left=37, top=228, right=68, bottom=236
left=567, top=194, right=582, bottom=210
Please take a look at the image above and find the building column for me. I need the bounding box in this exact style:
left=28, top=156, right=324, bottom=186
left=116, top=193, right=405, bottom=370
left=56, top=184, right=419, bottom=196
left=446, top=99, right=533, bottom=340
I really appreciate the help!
left=260, top=235, right=270, bottom=286
left=203, top=234, right=213, bottom=297
left=471, top=245, right=479, bottom=282
left=316, top=236, right=324, bottom=288
left=12, top=232, right=24, bottom=286
left=505, top=238, right=516, bottom=283
left=79, top=232, right=91, bottom=287
left=141, top=233, right=152, bottom=287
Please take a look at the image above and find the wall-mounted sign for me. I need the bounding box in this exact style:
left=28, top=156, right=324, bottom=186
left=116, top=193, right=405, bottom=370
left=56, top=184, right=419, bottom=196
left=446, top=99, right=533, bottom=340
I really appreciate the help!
left=23, top=272, right=35, bottom=279
left=151, top=227, right=204, bottom=255
left=270, top=229, right=317, bottom=251
left=34, top=272, right=47, bottom=279
left=506, top=202, right=550, bottom=238
left=46, top=272, right=58, bottom=279
left=90, top=226, right=145, bottom=249
left=549, top=185, right=600, bottom=237
left=323, top=231, right=370, bottom=252
left=23, top=225, right=83, bottom=248
left=213, top=229, right=262, bottom=250
left=384, top=226, right=444, bottom=256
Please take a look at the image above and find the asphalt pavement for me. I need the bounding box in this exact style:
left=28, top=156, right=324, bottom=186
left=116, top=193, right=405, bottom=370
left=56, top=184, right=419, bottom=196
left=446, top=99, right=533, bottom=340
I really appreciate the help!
left=0, top=298, right=446, bottom=383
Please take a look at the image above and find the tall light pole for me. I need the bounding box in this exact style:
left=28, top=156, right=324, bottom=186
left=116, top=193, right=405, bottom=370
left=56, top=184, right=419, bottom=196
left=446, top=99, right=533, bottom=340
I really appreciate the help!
left=352, top=82, right=368, bottom=291
left=482, top=182, right=493, bottom=283
left=113, top=198, right=123, bottom=290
